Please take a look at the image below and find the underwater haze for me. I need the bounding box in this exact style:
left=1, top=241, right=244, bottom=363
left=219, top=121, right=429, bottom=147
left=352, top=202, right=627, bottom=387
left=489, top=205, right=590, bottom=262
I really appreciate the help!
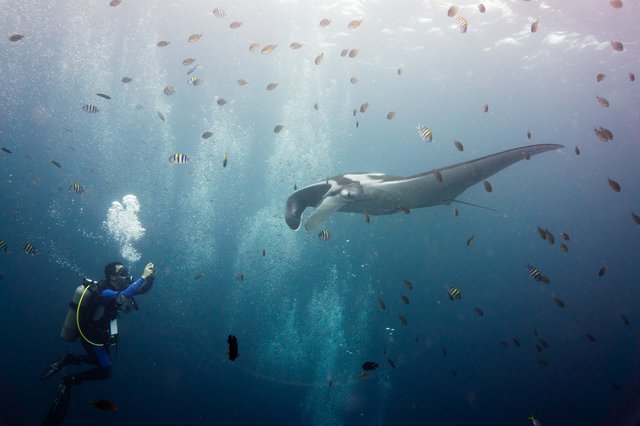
left=1, top=0, right=640, bottom=425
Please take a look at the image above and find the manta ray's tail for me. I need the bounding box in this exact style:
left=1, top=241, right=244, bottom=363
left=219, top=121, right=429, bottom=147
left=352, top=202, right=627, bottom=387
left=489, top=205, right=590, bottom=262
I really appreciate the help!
left=450, top=199, right=497, bottom=212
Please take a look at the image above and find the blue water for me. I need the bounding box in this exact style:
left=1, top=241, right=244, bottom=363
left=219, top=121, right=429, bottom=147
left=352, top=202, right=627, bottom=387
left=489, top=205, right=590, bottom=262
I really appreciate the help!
left=1, top=0, right=640, bottom=425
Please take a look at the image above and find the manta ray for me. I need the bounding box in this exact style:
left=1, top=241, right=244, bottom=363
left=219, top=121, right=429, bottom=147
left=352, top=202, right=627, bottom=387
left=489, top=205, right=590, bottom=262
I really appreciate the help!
left=285, top=144, right=563, bottom=231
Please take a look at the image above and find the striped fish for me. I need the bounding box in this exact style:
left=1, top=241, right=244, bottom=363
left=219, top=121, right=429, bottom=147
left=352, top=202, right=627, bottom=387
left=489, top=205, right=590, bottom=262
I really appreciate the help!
left=527, top=264, right=542, bottom=281
left=457, top=16, right=468, bottom=33
left=318, top=229, right=331, bottom=241
left=68, top=183, right=84, bottom=193
left=22, top=243, right=37, bottom=255
left=186, top=64, right=201, bottom=75
left=416, top=124, right=433, bottom=142
left=187, top=76, right=202, bottom=86
left=82, top=104, right=99, bottom=113
left=0, top=240, right=7, bottom=252
left=169, top=153, right=190, bottom=164
left=163, top=85, right=175, bottom=96
left=447, top=285, right=462, bottom=301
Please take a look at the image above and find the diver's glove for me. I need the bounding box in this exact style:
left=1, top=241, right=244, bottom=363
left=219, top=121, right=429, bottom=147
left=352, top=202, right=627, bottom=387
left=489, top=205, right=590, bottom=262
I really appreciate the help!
left=141, top=262, right=156, bottom=281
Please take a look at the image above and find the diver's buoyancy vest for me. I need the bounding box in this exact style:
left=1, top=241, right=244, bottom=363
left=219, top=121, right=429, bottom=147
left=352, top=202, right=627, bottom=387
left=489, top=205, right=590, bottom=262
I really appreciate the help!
left=60, top=280, right=118, bottom=344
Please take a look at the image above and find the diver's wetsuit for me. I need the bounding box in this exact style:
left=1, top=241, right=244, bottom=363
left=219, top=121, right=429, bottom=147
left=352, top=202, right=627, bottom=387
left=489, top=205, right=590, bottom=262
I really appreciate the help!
left=64, top=277, right=149, bottom=384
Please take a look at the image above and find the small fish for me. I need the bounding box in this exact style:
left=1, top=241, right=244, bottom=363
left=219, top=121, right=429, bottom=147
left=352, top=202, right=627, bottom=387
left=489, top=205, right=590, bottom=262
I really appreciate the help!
left=182, top=58, right=196, bottom=65
left=212, top=7, right=226, bottom=17
left=121, top=76, right=132, bottom=83
left=348, top=19, right=362, bottom=30
left=290, top=42, right=302, bottom=49
left=319, top=18, right=331, bottom=27
left=527, top=129, right=532, bottom=139
left=400, top=295, right=410, bottom=304
left=229, top=22, right=242, bottom=29
left=187, top=76, right=202, bottom=86
left=630, top=72, right=636, bottom=82
left=453, top=140, right=464, bottom=151
left=610, top=0, right=623, bottom=8
left=377, top=298, right=386, bottom=310
left=387, top=358, right=396, bottom=369
left=433, top=169, right=443, bottom=183
left=9, top=34, right=24, bottom=42
left=89, top=400, right=118, bottom=412
left=163, top=85, right=175, bottom=96
left=559, top=243, right=568, bottom=253
left=157, top=40, right=170, bottom=47
left=466, top=235, right=474, bottom=247
left=355, top=121, right=359, bottom=128
left=560, top=232, right=570, bottom=241
left=478, top=3, right=486, bottom=13
left=447, top=285, right=462, bottom=301
left=262, top=249, right=266, bottom=257
left=51, top=160, right=62, bottom=168
left=96, top=93, right=111, bottom=100
left=474, top=307, right=484, bottom=317
left=403, top=278, right=413, bottom=291
left=274, top=124, right=284, bottom=133
left=531, top=20, right=539, bottom=33
left=341, top=49, right=349, bottom=57
left=545, top=229, right=555, bottom=244
left=201, top=131, right=213, bottom=139
left=314, top=52, right=325, bottom=65
left=399, top=205, right=411, bottom=214
left=364, top=212, right=370, bottom=223
left=22, top=243, right=37, bottom=255
left=597, top=73, right=606, bottom=83
left=575, top=146, right=581, bottom=155
left=528, top=415, right=542, bottom=426
left=596, top=96, right=610, bottom=107
left=598, top=266, right=607, bottom=277
left=538, top=338, right=548, bottom=348
left=227, top=335, right=239, bottom=361
left=447, top=5, right=458, bottom=17
left=193, top=273, right=203, bottom=280
left=249, top=43, right=260, bottom=52
left=261, top=44, right=277, bottom=54
left=359, top=102, right=369, bottom=113
left=386, top=111, right=396, bottom=120
left=314, top=102, right=319, bottom=110
left=348, top=49, right=359, bottom=58
left=611, top=41, right=624, bottom=51
left=398, top=314, right=408, bottom=325
left=223, top=153, right=228, bottom=168
left=527, top=264, right=542, bottom=281
left=586, top=334, right=596, bottom=342
left=537, top=358, right=549, bottom=367
left=500, top=341, right=508, bottom=348
left=266, top=82, right=278, bottom=91
left=513, top=338, right=521, bottom=347
left=553, top=296, right=565, bottom=308
left=352, top=109, right=357, bottom=116
left=328, top=378, right=333, bottom=388
left=68, top=183, right=84, bottom=194
left=417, top=124, right=433, bottom=142
left=607, top=178, right=621, bottom=192
left=415, top=334, right=420, bottom=343
left=362, top=361, right=378, bottom=371
left=631, top=212, right=640, bottom=225
left=453, top=208, right=459, bottom=216
left=536, top=344, right=542, bottom=353
left=1, top=147, right=12, bottom=154
left=0, top=240, right=7, bottom=252
left=237, top=79, right=248, bottom=86
left=483, top=103, right=489, bottom=113
left=82, top=104, right=99, bottom=113
left=621, top=314, right=630, bottom=325
left=186, top=64, right=201, bottom=75
left=443, top=347, right=448, bottom=357
left=169, top=153, right=190, bottom=164
left=456, top=16, right=468, bottom=33
left=187, top=34, right=202, bottom=43
left=397, top=67, right=403, bottom=75
left=536, top=226, right=547, bottom=240
left=236, top=272, right=244, bottom=282
left=318, top=229, right=331, bottom=240
left=483, top=180, right=492, bottom=192
left=157, top=111, right=165, bottom=122
left=217, top=98, right=227, bottom=106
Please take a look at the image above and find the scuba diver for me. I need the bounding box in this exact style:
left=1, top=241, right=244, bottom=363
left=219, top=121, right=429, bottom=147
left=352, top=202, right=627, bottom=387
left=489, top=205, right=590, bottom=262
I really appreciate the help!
left=39, top=261, right=156, bottom=425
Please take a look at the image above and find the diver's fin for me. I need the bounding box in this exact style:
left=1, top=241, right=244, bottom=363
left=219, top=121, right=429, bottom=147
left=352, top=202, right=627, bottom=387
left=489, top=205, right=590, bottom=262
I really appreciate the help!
left=450, top=199, right=497, bottom=212
left=38, top=353, right=72, bottom=381
left=42, top=381, right=71, bottom=426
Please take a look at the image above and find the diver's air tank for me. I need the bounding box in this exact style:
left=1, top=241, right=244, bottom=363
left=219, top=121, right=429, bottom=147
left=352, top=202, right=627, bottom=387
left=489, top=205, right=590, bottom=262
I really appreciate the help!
left=60, top=282, right=93, bottom=341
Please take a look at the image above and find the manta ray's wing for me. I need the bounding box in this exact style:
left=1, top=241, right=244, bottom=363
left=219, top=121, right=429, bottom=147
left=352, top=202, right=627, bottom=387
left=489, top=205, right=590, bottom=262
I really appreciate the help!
left=389, top=143, right=564, bottom=209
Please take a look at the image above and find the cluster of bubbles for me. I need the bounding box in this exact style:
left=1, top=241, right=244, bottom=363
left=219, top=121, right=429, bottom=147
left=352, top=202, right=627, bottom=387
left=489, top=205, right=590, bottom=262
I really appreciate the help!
left=105, top=194, right=145, bottom=262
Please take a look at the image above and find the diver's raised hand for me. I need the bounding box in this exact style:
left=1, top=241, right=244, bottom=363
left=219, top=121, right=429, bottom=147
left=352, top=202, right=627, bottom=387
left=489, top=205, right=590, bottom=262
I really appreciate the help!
left=142, top=262, right=156, bottom=280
